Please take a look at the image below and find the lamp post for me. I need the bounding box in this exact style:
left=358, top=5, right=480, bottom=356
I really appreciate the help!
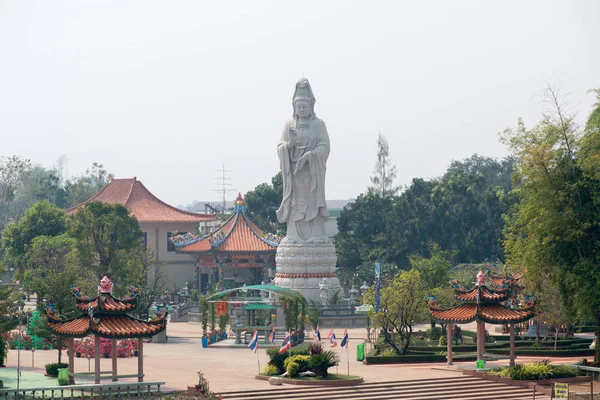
left=360, top=282, right=372, bottom=345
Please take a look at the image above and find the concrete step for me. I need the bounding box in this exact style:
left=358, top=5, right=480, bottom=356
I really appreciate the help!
left=217, top=376, right=551, bottom=400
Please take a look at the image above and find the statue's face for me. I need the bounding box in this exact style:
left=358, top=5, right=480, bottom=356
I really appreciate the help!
left=294, top=100, right=311, bottom=118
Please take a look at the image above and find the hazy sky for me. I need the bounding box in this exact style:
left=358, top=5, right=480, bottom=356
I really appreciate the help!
left=1, top=1, right=598, bottom=207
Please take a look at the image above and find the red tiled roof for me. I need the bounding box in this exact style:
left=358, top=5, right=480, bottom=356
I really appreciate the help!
left=76, top=295, right=136, bottom=313
left=48, top=315, right=166, bottom=338
left=454, top=286, right=509, bottom=303
left=66, top=178, right=217, bottom=224
left=179, top=210, right=276, bottom=254
left=430, top=304, right=534, bottom=324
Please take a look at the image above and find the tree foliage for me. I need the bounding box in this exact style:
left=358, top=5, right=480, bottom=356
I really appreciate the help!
left=367, top=269, right=427, bottom=355
left=1, top=200, right=68, bottom=273
left=64, top=162, right=113, bottom=208
left=501, top=86, right=600, bottom=361
left=69, top=201, right=143, bottom=286
left=244, top=172, right=285, bottom=234
left=368, top=132, right=399, bottom=197
left=0, top=266, right=19, bottom=333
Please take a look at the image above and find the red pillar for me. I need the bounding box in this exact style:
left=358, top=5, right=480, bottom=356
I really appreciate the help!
left=481, top=322, right=486, bottom=357
left=94, top=335, right=100, bottom=384
left=509, top=323, right=515, bottom=366
left=476, top=321, right=483, bottom=360
left=68, top=338, right=75, bottom=384
left=447, top=323, right=453, bottom=366
left=138, top=338, right=144, bottom=382
left=111, top=339, right=118, bottom=381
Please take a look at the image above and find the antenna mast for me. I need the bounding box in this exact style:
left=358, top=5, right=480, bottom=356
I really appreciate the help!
left=213, top=164, right=236, bottom=213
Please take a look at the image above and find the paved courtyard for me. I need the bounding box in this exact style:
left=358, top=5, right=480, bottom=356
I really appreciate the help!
left=1, top=322, right=587, bottom=392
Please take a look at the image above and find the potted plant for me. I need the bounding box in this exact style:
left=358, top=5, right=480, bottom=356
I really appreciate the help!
left=200, top=296, right=209, bottom=348
left=218, top=313, right=229, bottom=341
left=209, top=303, right=217, bottom=343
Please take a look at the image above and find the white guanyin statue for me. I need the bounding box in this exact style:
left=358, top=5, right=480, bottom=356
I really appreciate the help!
left=276, top=77, right=330, bottom=244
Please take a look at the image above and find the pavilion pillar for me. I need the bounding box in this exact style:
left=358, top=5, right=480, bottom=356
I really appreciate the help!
left=94, top=335, right=100, bottom=384
left=111, top=339, right=118, bottom=381
left=476, top=321, right=483, bottom=360
left=138, top=338, right=144, bottom=382
left=68, top=338, right=75, bottom=384
left=509, top=323, right=516, bottom=366
left=447, top=323, right=453, bottom=366
left=481, top=321, right=486, bottom=357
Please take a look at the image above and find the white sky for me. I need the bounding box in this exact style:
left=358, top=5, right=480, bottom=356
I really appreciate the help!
left=1, top=1, right=598, bottom=206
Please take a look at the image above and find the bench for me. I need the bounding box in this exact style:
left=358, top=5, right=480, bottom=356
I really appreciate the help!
left=0, top=381, right=165, bottom=399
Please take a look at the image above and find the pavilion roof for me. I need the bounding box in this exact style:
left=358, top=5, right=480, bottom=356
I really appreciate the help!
left=175, top=193, right=280, bottom=254
left=428, top=303, right=535, bottom=325
left=427, top=270, right=536, bottom=325
left=454, top=286, right=510, bottom=303
left=46, top=276, right=168, bottom=339
left=66, top=177, right=218, bottom=224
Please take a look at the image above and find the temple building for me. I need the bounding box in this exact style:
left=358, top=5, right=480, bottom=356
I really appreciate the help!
left=67, top=177, right=218, bottom=288
left=173, top=194, right=279, bottom=292
left=427, top=270, right=535, bottom=365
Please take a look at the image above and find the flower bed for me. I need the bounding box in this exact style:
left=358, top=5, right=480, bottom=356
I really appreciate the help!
left=73, top=337, right=137, bottom=358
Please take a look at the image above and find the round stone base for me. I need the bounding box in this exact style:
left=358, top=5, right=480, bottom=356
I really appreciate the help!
left=274, top=241, right=343, bottom=304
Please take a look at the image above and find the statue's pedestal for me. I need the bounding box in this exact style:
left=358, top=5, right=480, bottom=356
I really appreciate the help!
left=273, top=241, right=342, bottom=304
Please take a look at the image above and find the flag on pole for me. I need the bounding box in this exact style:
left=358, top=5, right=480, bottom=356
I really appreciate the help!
left=313, top=326, right=321, bottom=342
left=268, top=327, right=275, bottom=344
left=327, top=329, right=334, bottom=339
left=329, top=332, right=338, bottom=347
left=375, top=260, right=381, bottom=278
left=248, top=329, right=259, bottom=353
left=340, top=329, right=349, bottom=348
left=279, top=331, right=291, bottom=354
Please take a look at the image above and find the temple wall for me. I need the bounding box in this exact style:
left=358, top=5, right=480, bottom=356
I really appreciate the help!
left=141, top=222, right=199, bottom=291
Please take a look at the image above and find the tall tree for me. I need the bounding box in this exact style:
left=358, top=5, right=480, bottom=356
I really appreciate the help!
left=1, top=200, right=68, bottom=274
left=69, top=201, right=143, bottom=287
left=244, top=172, right=285, bottom=234
left=501, top=86, right=600, bottom=362
left=368, top=132, right=399, bottom=197
left=24, top=234, right=92, bottom=363
left=0, top=266, right=19, bottom=333
left=0, top=156, right=31, bottom=230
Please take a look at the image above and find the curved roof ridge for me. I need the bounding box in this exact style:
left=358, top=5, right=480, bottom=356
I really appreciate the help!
left=129, top=180, right=216, bottom=220
left=66, top=178, right=136, bottom=213
left=241, top=212, right=278, bottom=248
left=212, top=211, right=239, bottom=247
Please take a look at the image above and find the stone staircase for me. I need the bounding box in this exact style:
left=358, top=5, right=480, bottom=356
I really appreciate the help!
left=217, top=376, right=551, bottom=400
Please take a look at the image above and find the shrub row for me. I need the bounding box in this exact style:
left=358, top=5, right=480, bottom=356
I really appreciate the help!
left=487, top=348, right=595, bottom=357
left=365, top=349, right=450, bottom=364
left=493, top=361, right=580, bottom=380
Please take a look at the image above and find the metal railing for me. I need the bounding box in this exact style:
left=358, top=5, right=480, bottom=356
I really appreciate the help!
left=0, top=381, right=165, bottom=399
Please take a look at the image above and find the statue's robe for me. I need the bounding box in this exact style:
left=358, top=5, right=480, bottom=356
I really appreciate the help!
left=276, top=116, right=330, bottom=241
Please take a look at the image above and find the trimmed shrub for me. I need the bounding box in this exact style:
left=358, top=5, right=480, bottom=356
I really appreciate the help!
left=266, top=344, right=310, bottom=374
left=438, top=336, right=447, bottom=346
left=426, top=327, right=443, bottom=340
left=45, top=362, right=69, bottom=377
left=286, top=361, right=300, bottom=377
left=496, top=361, right=579, bottom=380
left=263, top=364, right=279, bottom=376
left=284, top=355, right=310, bottom=373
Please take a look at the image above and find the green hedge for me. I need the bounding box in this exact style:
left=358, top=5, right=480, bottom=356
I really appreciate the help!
left=365, top=349, right=450, bottom=364
left=487, top=348, right=595, bottom=357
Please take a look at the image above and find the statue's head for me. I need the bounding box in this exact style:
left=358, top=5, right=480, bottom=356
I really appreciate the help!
left=292, top=77, right=316, bottom=119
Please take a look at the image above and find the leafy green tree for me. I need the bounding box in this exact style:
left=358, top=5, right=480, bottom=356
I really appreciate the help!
left=1, top=200, right=68, bottom=274
left=69, top=201, right=143, bottom=286
left=0, top=266, right=19, bottom=333
left=368, top=132, right=399, bottom=196
left=24, top=234, right=91, bottom=363
left=366, top=269, right=427, bottom=355
left=501, top=86, right=600, bottom=362
left=244, top=172, right=285, bottom=234
left=0, top=156, right=32, bottom=230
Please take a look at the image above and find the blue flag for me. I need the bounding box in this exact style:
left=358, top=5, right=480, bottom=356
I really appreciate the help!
left=374, top=260, right=381, bottom=278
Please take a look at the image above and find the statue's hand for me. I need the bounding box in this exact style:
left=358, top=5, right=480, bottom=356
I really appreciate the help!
left=294, top=153, right=310, bottom=174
